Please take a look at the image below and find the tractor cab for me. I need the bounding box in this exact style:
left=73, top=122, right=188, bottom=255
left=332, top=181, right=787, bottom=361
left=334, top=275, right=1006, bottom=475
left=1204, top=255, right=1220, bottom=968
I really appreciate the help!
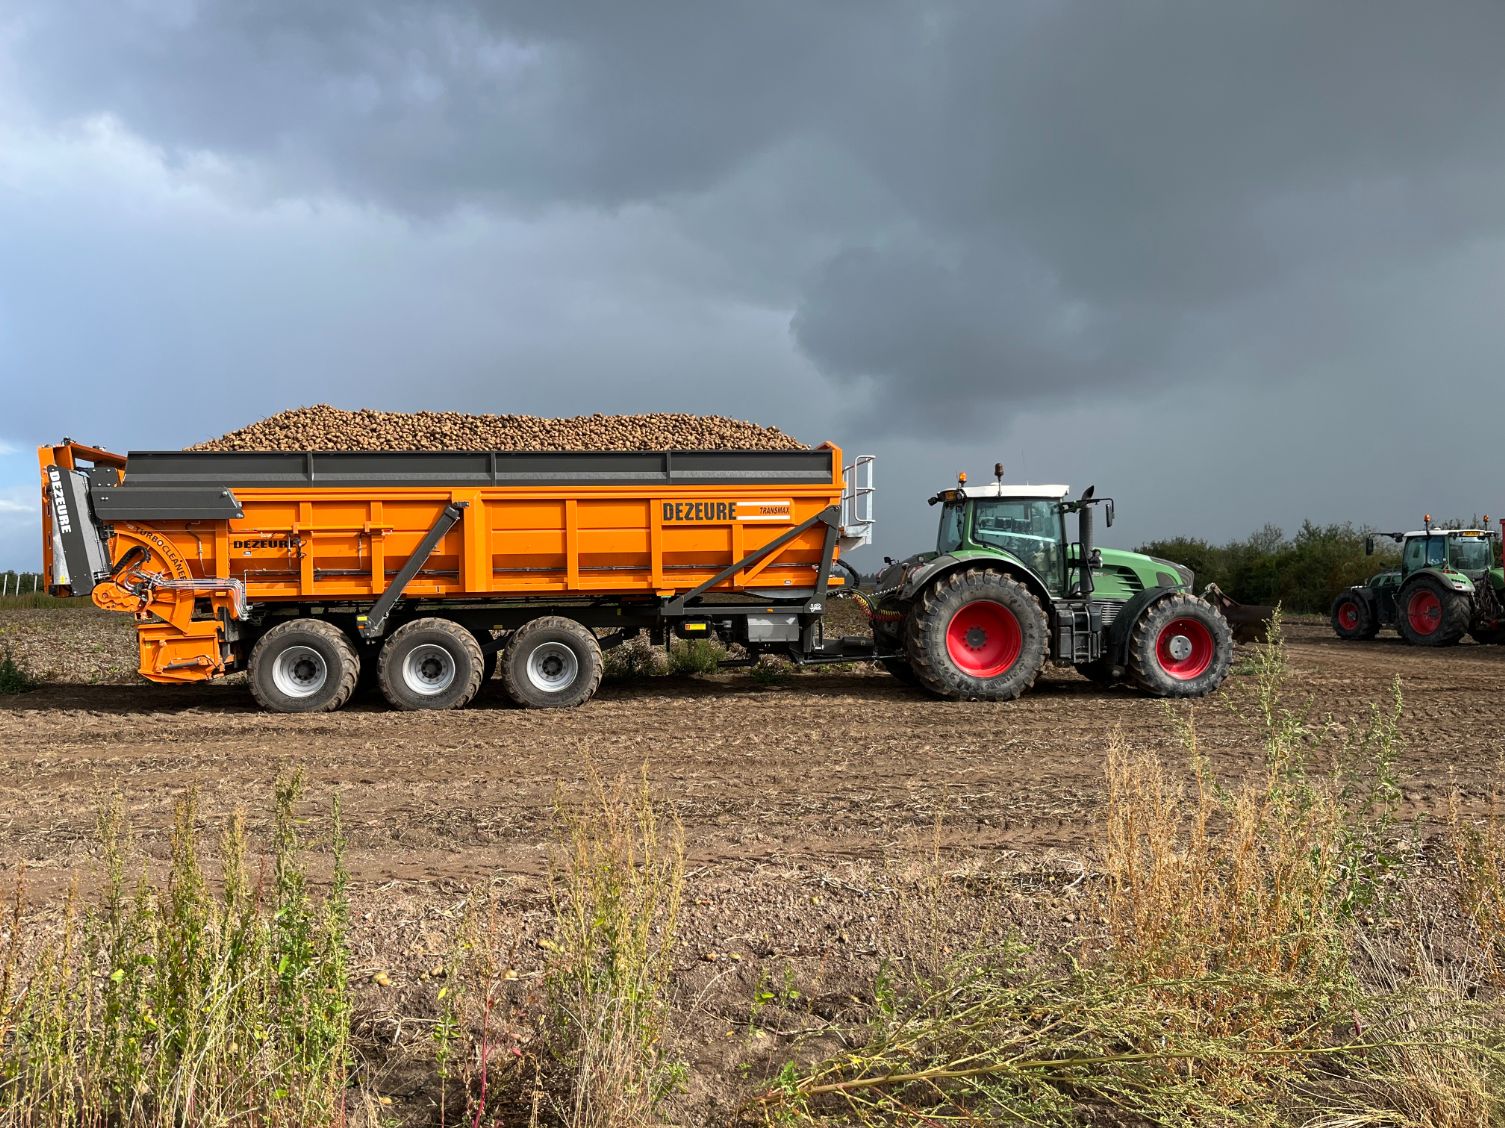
left=1395, top=529, right=1496, bottom=580
left=932, top=482, right=1072, bottom=595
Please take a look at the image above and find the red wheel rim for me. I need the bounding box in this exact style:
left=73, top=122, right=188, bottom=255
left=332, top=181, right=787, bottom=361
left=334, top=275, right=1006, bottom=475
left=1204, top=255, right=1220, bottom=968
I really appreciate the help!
left=1407, top=589, right=1441, bottom=635
left=945, top=600, right=1022, bottom=677
left=1155, top=617, right=1215, bottom=680
left=1336, top=601, right=1359, bottom=632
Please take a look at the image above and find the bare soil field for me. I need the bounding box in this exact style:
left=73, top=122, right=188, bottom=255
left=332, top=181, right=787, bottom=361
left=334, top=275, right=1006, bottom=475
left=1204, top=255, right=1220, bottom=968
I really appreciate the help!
left=2, top=605, right=1502, bottom=1120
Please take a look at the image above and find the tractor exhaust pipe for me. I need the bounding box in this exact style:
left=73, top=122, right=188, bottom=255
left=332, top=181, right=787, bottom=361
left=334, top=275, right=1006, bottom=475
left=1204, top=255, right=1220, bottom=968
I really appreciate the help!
left=1077, top=486, right=1095, bottom=597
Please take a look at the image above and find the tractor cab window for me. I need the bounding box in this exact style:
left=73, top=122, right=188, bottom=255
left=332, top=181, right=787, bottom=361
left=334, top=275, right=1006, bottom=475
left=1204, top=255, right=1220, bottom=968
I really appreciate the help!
left=937, top=501, right=966, bottom=554
left=1448, top=535, right=1494, bottom=573
left=969, top=498, right=1064, bottom=590
left=1404, top=535, right=1446, bottom=572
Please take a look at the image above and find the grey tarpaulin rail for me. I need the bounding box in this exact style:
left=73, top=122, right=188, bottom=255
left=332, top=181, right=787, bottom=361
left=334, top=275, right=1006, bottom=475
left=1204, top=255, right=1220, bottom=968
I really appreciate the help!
left=110, top=448, right=838, bottom=491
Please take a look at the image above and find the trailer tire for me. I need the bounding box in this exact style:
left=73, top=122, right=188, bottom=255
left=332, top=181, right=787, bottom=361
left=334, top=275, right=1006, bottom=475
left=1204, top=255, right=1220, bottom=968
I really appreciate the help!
left=501, top=616, right=603, bottom=709
left=1126, top=594, right=1233, bottom=698
left=249, top=619, right=360, bottom=714
left=905, top=569, right=1048, bottom=701
left=378, top=618, right=485, bottom=711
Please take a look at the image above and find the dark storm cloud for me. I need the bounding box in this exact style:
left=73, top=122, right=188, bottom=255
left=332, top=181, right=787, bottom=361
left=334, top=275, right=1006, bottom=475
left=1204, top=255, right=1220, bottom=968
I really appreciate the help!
left=10, top=1, right=1505, bottom=431
left=3, top=1, right=1505, bottom=569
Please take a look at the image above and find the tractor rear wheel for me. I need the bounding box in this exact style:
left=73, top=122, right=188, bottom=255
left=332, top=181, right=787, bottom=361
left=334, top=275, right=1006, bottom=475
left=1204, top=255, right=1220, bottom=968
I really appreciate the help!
left=1127, top=594, right=1234, bottom=698
left=905, top=570, right=1048, bottom=701
left=1470, top=626, right=1505, bottom=645
left=1397, top=577, right=1470, bottom=647
left=249, top=618, right=361, bottom=714
left=501, top=616, right=603, bottom=708
left=1330, top=592, right=1378, bottom=640
left=378, top=618, right=486, bottom=711
left=880, top=657, right=919, bottom=685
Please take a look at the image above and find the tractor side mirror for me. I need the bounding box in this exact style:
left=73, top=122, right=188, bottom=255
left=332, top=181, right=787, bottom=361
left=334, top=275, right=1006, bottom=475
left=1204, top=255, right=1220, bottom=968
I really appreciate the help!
left=1105, top=500, right=1115, bottom=528
left=1364, top=535, right=1375, bottom=556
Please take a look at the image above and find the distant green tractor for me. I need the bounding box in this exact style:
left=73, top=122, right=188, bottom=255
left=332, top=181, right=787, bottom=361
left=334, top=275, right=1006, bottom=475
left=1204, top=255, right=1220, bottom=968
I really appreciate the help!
left=1330, top=522, right=1505, bottom=647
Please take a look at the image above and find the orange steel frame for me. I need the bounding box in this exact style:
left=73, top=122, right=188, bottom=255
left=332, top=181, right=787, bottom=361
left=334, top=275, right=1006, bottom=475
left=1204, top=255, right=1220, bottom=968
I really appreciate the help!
left=39, top=441, right=849, bottom=685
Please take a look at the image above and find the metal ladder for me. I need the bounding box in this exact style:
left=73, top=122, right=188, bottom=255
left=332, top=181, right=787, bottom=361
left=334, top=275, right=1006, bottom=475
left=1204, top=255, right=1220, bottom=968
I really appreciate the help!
left=840, top=454, right=876, bottom=549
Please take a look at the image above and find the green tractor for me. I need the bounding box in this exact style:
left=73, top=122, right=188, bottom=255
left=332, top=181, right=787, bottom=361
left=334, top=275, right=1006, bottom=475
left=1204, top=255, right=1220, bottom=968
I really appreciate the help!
left=867, top=469, right=1234, bottom=700
left=1330, top=521, right=1505, bottom=647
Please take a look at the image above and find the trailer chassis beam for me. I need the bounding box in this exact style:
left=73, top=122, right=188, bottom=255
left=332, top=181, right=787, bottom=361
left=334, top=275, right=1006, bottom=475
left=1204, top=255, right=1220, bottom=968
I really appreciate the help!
left=358, top=502, right=468, bottom=639
left=664, top=505, right=841, bottom=616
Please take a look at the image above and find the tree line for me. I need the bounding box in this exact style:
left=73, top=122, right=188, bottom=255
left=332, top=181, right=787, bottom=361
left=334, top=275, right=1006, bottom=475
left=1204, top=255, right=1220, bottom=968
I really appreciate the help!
left=1139, top=522, right=1409, bottom=615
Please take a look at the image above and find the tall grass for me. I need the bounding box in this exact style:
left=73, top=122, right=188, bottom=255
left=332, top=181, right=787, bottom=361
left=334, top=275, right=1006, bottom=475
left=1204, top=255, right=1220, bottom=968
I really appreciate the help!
left=749, top=612, right=1505, bottom=1126
left=0, top=649, right=31, bottom=695
left=1449, top=775, right=1505, bottom=983
left=0, top=778, right=358, bottom=1128
left=544, top=767, right=685, bottom=1128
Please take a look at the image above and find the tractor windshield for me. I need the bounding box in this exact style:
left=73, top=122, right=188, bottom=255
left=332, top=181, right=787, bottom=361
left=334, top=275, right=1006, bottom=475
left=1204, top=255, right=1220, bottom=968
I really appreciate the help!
left=970, top=499, right=1064, bottom=589
left=1448, top=535, right=1494, bottom=573
left=937, top=502, right=966, bottom=553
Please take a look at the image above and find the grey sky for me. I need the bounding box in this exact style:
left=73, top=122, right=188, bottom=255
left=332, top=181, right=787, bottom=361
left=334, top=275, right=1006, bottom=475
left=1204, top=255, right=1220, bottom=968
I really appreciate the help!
left=2, top=1, right=1503, bottom=571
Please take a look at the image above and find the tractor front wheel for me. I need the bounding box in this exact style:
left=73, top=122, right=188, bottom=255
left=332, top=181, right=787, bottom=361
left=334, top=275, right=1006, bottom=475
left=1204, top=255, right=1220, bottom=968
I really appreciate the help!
left=1397, top=577, right=1470, bottom=647
left=1127, top=594, right=1234, bottom=698
left=906, top=570, right=1048, bottom=700
left=1330, top=592, right=1378, bottom=640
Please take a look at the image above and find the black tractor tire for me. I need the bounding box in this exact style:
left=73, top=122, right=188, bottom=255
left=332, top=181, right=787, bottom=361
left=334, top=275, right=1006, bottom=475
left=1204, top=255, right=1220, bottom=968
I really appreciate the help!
left=1127, top=594, right=1234, bottom=699
left=905, top=569, right=1049, bottom=701
left=378, top=618, right=485, bottom=711
left=501, top=616, right=603, bottom=709
left=1330, top=591, right=1378, bottom=640
left=249, top=618, right=360, bottom=714
left=1470, top=626, right=1505, bottom=645
left=872, top=601, right=917, bottom=684
left=1396, top=576, right=1471, bottom=647
left=1076, top=658, right=1120, bottom=688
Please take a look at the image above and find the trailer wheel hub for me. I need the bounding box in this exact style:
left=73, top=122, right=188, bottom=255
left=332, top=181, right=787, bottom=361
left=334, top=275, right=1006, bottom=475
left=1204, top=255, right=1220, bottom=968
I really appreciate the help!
left=271, top=645, right=328, bottom=699
left=403, top=643, right=456, bottom=696
left=528, top=641, right=579, bottom=693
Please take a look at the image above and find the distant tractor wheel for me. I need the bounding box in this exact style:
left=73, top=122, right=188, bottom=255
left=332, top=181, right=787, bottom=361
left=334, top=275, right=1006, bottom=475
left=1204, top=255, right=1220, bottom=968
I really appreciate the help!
left=378, top=617, right=485, bottom=711
left=1127, top=594, right=1234, bottom=698
left=872, top=602, right=917, bottom=685
left=1397, top=577, right=1470, bottom=647
left=501, top=616, right=603, bottom=708
left=1330, top=592, right=1377, bottom=640
left=905, top=570, right=1048, bottom=701
left=1470, top=626, right=1505, bottom=645
left=249, top=618, right=360, bottom=714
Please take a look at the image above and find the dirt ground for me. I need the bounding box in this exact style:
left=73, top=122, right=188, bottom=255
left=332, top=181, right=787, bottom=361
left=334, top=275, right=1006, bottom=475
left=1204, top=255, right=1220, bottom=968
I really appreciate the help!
left=2, top=605, right=1502, bottom=1118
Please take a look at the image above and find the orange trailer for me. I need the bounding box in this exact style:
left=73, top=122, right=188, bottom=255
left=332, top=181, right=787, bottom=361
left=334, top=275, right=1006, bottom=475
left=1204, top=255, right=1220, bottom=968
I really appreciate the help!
left=38, top=440, right=875, bottom=711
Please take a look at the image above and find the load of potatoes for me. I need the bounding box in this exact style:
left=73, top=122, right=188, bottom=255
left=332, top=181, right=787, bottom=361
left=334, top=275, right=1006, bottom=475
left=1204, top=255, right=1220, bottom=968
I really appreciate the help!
left=191, top=404, right=806, bottom=453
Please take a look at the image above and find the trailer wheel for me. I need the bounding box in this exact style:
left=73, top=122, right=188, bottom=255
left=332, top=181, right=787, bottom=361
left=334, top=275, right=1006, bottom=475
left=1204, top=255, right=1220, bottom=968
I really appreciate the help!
left=249, top=619, right=360, bottom=713
left=905, top=569, right=1048, bottom=701
left=1126, top=594, right=1233, bottom=698
left=1330, top=592, right=1377, bottom=640
left=501, top=616, right=603, bottom=708
left=378, top=618, right=485, bottom=711
left=1397, top=577, right=1470, bottom=647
